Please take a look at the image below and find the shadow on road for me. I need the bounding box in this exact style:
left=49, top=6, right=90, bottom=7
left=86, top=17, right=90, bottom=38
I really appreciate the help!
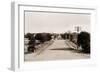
left=50, top=48, right=89, bottom=54
left=50, top=48, right=74, bottom=51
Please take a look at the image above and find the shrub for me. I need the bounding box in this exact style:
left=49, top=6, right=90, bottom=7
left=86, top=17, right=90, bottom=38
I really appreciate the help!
left=77, top=32, right=90, bottom=53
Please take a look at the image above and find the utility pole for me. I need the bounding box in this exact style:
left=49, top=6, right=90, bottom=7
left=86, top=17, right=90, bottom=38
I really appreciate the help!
left=75, top=26, right=81, bottom=50
left=75, top=26, right=81, bottom=33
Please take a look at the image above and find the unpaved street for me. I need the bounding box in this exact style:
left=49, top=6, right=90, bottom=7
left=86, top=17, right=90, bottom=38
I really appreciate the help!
left=25, top=39, right=90, bottom=61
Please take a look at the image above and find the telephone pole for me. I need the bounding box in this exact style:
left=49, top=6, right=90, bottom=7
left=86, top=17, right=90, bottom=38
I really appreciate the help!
left=75, top=26, right=81, bottom=50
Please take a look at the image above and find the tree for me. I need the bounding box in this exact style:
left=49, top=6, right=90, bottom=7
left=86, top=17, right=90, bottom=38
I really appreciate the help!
left=77, top=31, right=90, bottom=53
left=35, top=33, right=45, bottom=43
left=25, top=33, right=36, bottom=52
left=25, top=33, right=33, bottom=40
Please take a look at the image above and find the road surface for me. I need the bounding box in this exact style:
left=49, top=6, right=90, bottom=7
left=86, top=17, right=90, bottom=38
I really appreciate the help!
left=25, top=39, right=90, bottom=61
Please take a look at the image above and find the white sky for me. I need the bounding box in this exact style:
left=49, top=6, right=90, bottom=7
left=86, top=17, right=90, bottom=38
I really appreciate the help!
left=25, top=11, right=90, bottom=34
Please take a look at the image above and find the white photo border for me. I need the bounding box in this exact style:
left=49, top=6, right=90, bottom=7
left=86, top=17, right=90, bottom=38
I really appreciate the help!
left=11, top=2, right=97, bottom=71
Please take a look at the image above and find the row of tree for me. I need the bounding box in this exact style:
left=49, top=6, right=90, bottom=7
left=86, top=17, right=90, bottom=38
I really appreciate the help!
left=60, top=32, right=90, bottom=53
left=25, top=33, right=52, bottom=52
left=25, top=31, right=90, bottom=53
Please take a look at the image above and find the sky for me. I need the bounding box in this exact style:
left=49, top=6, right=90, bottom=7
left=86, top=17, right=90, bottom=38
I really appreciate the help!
left=25, top=11, right=90, bottom=34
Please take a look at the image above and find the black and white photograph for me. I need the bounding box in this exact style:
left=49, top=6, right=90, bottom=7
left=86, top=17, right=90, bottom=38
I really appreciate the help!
left=9, top=1, right=99, bottom=71
left=24, top=11, right=90, bottom=61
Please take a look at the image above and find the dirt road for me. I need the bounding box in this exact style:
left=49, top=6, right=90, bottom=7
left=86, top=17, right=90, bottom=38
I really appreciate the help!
left=25, top=39, right=90, bottom=61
